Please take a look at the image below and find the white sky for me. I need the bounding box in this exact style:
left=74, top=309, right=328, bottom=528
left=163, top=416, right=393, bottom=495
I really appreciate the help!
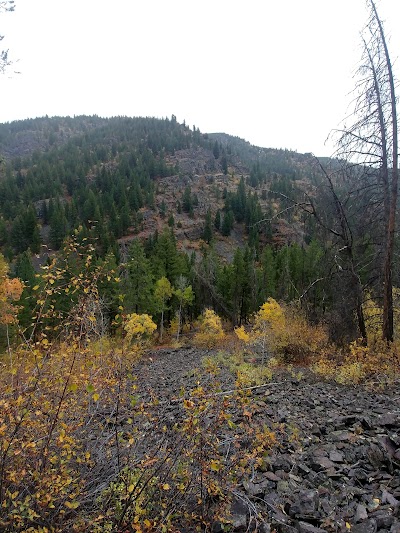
left=1, top=0, right=399, bottom=156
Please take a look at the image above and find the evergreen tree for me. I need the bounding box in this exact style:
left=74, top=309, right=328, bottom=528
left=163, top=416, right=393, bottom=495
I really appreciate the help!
left=202, top=209, right=213, bottom=244
left=125, top=239, right=154, bottom=314
left=221, top=210, right=234, bottom=237
left=49, top=206, right=68, bottom=250
left=214, top=209, right=221, bottom=232
left=213, top=140, right=220, bottom=159
left=221, top=155, right=228, bottom=175
left=261, top=245, right=277, bottom=299
left=152, top=229, right=186, bottom=283
left=14, top=250, right=36, bottom=332
left=182, top=185, right=192, bottom=213
left=167, top=213, right=175, bottom=227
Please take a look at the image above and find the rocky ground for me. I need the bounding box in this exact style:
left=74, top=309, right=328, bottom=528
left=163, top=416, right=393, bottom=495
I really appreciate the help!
left=133, top=347, right=400, bottom=533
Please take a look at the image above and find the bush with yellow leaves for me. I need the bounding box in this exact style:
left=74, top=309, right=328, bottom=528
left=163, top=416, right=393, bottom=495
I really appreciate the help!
left=193, top=308, right=225, bottom=349
left=274, top=304, right=329, bottom=363
left=124, top=313, right=157, bottom=349
left=313, top=339, right=400, bottom=386
left=235, top=299, right=329, bottom=364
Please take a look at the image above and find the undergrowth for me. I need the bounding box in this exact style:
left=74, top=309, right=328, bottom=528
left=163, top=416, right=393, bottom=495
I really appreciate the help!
left=0, top=337, right=279, bottom=532
left=312, top=339, right=400, bottom=388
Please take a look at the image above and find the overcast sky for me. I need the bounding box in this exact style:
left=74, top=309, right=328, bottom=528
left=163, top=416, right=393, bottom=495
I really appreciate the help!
left=1, top=0, right=399, bottom=156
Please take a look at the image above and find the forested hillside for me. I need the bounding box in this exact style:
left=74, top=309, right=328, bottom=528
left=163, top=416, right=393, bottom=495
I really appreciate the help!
left=0, top=112, right=398, bottom=532
left=0, top=114, right=397, bottom=346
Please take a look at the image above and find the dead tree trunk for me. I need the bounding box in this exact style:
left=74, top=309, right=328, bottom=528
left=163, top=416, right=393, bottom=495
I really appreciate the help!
left=334, top=0, right=398, bottom=343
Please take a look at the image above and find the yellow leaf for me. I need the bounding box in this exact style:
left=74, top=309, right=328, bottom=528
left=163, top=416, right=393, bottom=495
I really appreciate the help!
left=210, top=460, right=221, bottom=472
left=65, top=500, right=80, bottom=509
left=33, top=285, right=39, bottom=291
left=92, top=393, right=99, bottom=402
left=162, top=483, right=170, bottom=490
left=128, top=484, right=135, bottom=493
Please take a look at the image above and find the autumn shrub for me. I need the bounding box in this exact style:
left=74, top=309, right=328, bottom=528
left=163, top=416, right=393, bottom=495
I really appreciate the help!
left=235, top=299, right=329, bottom=365
left=313, top=339, right=400, bottom=386
left=124, top=312, right=157, bottom=351
left=208, top=351, right=275, bottom=386
left=363, top=292, right=383, bottom=341
left=193, top=308, right=226, bottom=349
left=91, top=377, right=278, bottom=532
left=311, top=291, right=400, bottom=386
left=0, top=341, right=126, bottom=531
left=274, top=304, right=329, bottom=363
left=312, top=356, right=337, bottom=380
left=1, top=336, right=280, bottom=531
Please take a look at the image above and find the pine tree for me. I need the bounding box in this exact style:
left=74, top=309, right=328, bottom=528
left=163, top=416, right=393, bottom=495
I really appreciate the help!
left=214, top=209, right=221, bottom=231
left=182, top=185, right=192, bottom=213
left=125, top=239, right=154, bottom=314
left=202, top=209, right=213, bottom=244
left=213, top=140, right=220, bottom=159
left=221, top=210, right=234, bottom=237
left=50, top=206, right=68, bottom=250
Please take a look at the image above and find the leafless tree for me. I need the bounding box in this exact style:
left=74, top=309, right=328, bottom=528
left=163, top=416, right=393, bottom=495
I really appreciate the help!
left=334, top=0, right=398, bottom=342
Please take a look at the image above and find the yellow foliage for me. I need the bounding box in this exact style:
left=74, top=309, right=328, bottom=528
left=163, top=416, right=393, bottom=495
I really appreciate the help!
left=0, top=254, right=23, bottom=325
left=124, top=313, right=157, bottom=344
left=336, top=361, right=366, bottom=385
left=236, top=363, right=273, bottom=387
left=312, top=357, right=337, bottom=379
left=168, top=316, right=179, bottom=337
left=193, top=309, right=225, bottom=349
left=363, top=288, right=400, bottom=342
left=234, top=325, right=250, bottom=343
left=254, top=298, right=285, bottom=333
left=313, top=339, right=400, bottom=386
left=273, top=305, right=329, bottom=363
left=362, top=292, right=382, bottom=341
left=235, top=300, right=329, bottom=364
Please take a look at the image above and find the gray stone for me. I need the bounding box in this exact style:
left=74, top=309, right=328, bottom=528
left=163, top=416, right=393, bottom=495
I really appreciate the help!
left=289, top=490, right=319, bottom=517
left=370, top=510, right=395, bottom=529
left=351, top=519, right=377, bottom=533
left=277, top=480, right=290, bottom=492
left=390, top=520, right=400, bottom=532
left=330, top=430, right=353, bottom=441
left=229, top=497, right=248, bottom=530
left=329, top=450, right=344, bottom=462
left=296, top=522, right=328, bottom=533
left=382, top=489, right=400, bottom=506
left=355, top=504, right=368, bottom=522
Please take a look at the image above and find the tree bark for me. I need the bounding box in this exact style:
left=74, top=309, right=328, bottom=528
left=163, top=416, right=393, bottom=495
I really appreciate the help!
left=369, top=0, right=399, bottom=342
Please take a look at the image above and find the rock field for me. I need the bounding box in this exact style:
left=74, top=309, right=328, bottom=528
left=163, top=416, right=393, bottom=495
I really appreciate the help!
left=133, top=347, right=400, bottom=533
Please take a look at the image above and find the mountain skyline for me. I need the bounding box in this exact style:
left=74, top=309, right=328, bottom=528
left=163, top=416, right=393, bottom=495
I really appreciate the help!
left=1, top=0, right=400, bottom=156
